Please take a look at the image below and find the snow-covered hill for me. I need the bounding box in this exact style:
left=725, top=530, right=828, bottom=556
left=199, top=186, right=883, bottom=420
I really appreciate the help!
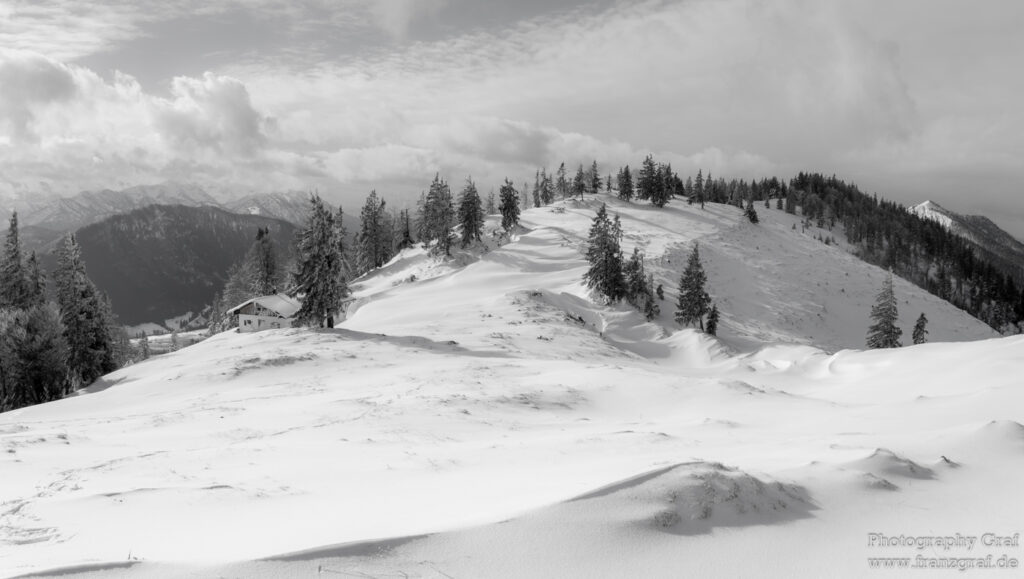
left=1, top=195, right=1020, bottom=578
left=911, top=200, right=1024, bottom=282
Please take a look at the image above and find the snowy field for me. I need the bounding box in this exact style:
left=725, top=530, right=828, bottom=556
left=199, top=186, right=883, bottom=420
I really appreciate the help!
left=2, top=196, right=1021, bottom=578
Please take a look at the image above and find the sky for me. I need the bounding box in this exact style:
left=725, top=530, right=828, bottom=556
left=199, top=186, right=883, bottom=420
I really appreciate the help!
left=1, top=0, right=1022, bottom=236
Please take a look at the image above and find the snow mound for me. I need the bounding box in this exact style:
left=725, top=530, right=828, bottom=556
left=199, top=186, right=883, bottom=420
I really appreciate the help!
left=571, top=462, right=813, bottom=534
left=844, top=448, right=935, bottom=480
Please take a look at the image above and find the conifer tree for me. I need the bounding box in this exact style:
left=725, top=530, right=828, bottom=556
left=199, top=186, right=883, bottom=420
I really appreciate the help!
left=54, top=234, right=117, bottom=388
left=912, top=312, right=929, bottom=345
left=139, top=333, right=151, bottom=360
left=3, top=304, right=69, bottom=408
left=499, top=179, right=521, bottom=232
left=693, top=170, right=705, bottom=208
left=617, top=166, right=634, bottom=202
left=539, top=169, right=555, bottom=205
left=357, top=190, right=392, bottom=272
left=706, top=303, right=720, bottom=336
left=744, top=199, right=760, bottom=224
left=556, top=163, right=569, bottom=199
left=457, top=178, right=485, bottom=248
left=637, top=155, right=663, bottom=204
left=573, top=164, right=587, bottom=200
left=589, top=160, right=602, bottom=194
left=1, top=212, right=32, bottom=310
left=583, top=204, right=626, bottom=303
left=333, top=206, right=353, bottom=284
left=248, top=227, right=280, bottom=296
left=396, top=209, right=415, bottom=251
left=866, top=272, right=902, bottom=348
left=624, top=248, right=659, bottom=320
left=292, top=194, right=344, bottom=328
left=605, top=174, right=613, bottom=195
left=674, top=243, right=711, bottom=330
left=485, top=190, right=497, bottom=215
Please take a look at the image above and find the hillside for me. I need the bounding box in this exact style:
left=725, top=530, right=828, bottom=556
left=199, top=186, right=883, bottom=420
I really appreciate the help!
left=911, top=200, right=1024, bottom=283
left=1, top=195, right=1019, bottom=578
left=44, top=205, right=297, bottom=325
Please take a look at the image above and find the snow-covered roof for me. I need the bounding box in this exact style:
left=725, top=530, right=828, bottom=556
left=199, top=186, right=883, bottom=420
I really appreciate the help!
left=226, top=293, right=301, bottom=317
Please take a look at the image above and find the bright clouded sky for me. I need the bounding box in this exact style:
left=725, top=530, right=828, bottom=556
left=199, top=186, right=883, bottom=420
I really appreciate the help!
left=1, top=0, right=1022, bottom=235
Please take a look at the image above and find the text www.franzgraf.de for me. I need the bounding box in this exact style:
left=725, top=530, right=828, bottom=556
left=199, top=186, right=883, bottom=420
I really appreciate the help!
left=867, top=533, right=1020, bottom=571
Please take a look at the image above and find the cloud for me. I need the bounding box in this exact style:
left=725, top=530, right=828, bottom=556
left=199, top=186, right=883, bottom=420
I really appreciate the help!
left=2, top=0, right=1023, bottom=237
left=155, top=73, right=269, bottom=157
left=367, top=0, right=449, bottom=40
left=0, top=51, right=78, bottom=142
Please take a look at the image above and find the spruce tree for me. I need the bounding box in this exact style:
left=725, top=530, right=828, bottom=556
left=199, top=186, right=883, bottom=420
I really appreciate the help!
left=573, top=164, right=587, bottom=200
left=624, top=248, right=659, bottom=320
left=589, top=160, right=602, bottom=194
left=912, top=312, right=929, bottom=345
left=706, top=303, right=720, bottom=336
left=674, top=243, right=711, bottom=330
left=54, top=234, right=117, bottom=388
left=694, top=170, right=705, bottom=208
left=498, top=179, right=520, bottom=232
left=357, top=190, right=392, bottom=272
left=744, top=199, right=760, bottom=224
left=422, top=176, right=455, bottom=257
left=540, top=169, right=555, bottom=205
left=457, top=178, right=485, bottom=248
left=4, top=304, right=70, bottom=408
left=396, top=209, right=415, bottom=251
left=556, top=163, right=569, bottom=199
left=334, top=206, right=353, bottom=285
left=617, top=166, right=634, bottom=202
left=292, top=194, right=344, bottom=328
left=582, top=204, right=626, bottom=303
left=637, top=155, right=662, bottom=204
left=866, top=272, right=902, bottom=348
left=485, top=190, right=497, bottom=215
left=1, top=212, right=32, bottom=310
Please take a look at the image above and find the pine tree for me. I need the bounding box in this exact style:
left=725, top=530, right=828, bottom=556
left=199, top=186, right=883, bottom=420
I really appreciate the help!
left=582, top=204, right=626, bottom=303
left=292, top=194, right=344, bottom=328
left=694, top=170, right=705, bottom=208
left=706, top=303, right=720, bottom=336
left=139, top=333, right=151, bottom=360
left=1, top=212, right=32, bottom=310
left=573, top=164, right=587, bottom=200
left=2, top=304, right=70, bottom=408
left=624, top=248, right=659, bottom=320
left=334, top=206, right=353, bottom=285
left=499, top=179, right=520, bottom=232
left=866, top=272, right=902, bottom=348
left=674, top=243, right=711, bottom=330
left=912, top=312, right=928, bottom=345
left=589, top=160, right=602, bottom=194
left=54, top=234, right=117, bottom=388
left=540, top=169, right=555, bottom=205
left=485, top=190, right=497, bottom=215
left=556, top=163, right=569, bottom=199
left=396, top=209, right=415, bottom=251
left=637, top=155, right=664, bottom=204
left=744, top=199, right=760, bottom=224
left=457, top=178, right=485, bottom=248
left=248, top=227, right=280, bottom=296
left=605, top=174, right=613, bottom=195
left=617, top=166, right=634, bottom=202
left=357, top=190, right=392, bottom=272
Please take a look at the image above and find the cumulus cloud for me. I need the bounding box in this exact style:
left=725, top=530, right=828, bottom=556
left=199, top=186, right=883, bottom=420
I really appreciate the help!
left=155, top=73, right=269, bottom=157
left=0, top=51, right=78, bottom=142
left=2, top=0, right=1023, bottom=237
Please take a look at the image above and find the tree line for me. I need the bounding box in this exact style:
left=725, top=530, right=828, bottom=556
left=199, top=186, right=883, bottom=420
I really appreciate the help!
left=0, top=213, right=129, bottom=411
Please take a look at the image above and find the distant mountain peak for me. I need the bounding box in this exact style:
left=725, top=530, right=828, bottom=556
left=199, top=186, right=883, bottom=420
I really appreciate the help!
left=909, top=200, right=1024, bottom=282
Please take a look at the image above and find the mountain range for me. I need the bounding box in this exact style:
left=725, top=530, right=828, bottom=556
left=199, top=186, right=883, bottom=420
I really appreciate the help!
left=40, top=205, right=298, bottom=325
left=910, top=200, right=1024, bottom=282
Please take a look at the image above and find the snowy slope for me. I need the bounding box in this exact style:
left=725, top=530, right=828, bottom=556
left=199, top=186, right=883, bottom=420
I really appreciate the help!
left=1, top=195, right=1019, bottom=579
left=911, top=199, right=1024, bottom=282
